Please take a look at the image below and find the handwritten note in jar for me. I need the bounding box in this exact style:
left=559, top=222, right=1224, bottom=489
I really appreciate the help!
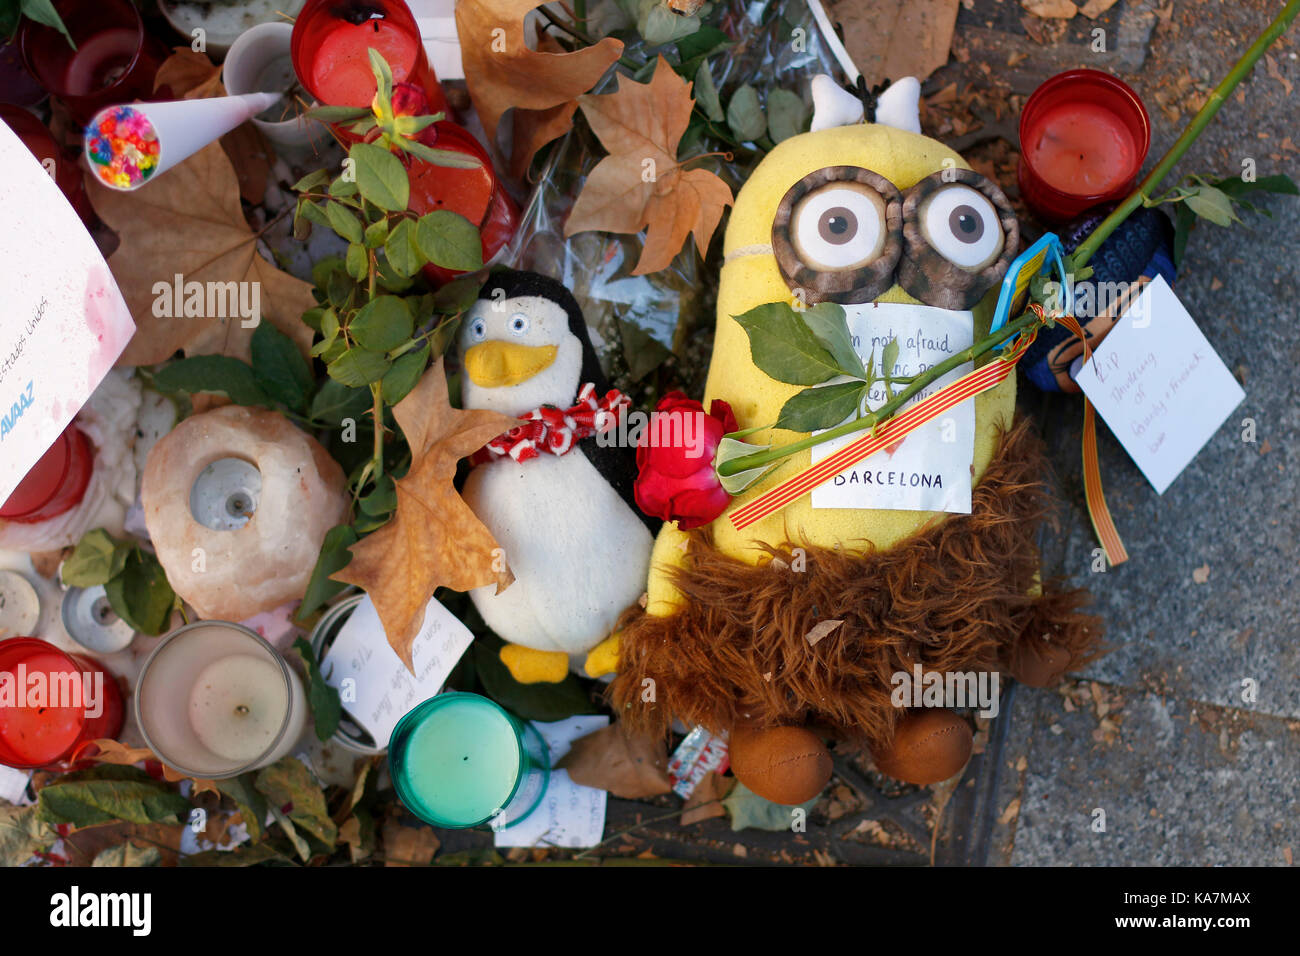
left=1074, top=276, right=1245, bottom=494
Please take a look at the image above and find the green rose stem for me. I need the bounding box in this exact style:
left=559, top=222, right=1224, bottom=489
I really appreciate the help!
left=716, top=310, right=1042, bottom=478
left=1072, top=0, right=1300, bottom=268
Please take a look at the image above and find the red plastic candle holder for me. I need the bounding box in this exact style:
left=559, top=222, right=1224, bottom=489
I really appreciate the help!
left=17, top=0, right=162, bottom=125
left=291, top=0, right=448, bottom=116
left=1018, top=69, right=1151, bottom=223
left=0, top=639, right=123, bottom=770
left=0, top=425, right=94, bottom=524
left=0, top=105, right=94, bottom=225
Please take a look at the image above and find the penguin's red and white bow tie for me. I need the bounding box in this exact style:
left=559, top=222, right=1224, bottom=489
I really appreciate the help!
left=470, top=383, right=630, bottom=465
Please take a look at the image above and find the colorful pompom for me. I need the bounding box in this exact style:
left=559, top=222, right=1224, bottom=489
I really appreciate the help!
left=84, top=106, right=159, bottom=189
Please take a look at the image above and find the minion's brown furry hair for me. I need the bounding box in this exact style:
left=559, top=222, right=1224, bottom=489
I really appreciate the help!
left=610, top=417, right=1102, bottom=748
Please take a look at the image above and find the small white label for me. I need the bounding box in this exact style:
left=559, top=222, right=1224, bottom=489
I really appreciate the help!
left=321, top=594, right=473, bottom=745
left=811, top=302, right=975, bottom=513
left=493, top=716, right=608, bottom=849
left=1073, top=276, right=1245, bottom=495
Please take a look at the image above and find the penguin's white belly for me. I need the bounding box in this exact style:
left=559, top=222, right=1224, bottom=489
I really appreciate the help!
left=463, top=452, right=653, bottom=656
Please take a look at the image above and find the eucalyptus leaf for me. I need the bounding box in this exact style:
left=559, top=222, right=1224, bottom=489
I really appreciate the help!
left=726, top=85, right=766, bottom=142
left=351, top=295, right=414, bottom=351
left=349, top=142, right=410, bottom=212
left=733, top=302, right=843, bottom=385
left=296, top=524, right=359, bottom=620
left=416, top=210, right=484, bottom=272
left=776, top=381, right=867, bottom=432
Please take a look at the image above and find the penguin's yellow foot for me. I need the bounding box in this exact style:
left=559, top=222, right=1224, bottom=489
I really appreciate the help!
left=583, top=633, right=620, bottom=678
left=500, top=644, right=569, bottom=684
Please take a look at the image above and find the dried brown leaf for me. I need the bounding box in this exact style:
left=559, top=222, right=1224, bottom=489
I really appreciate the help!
left=805, top=619, right=844, bottom=647
left=333, top=358, right=518, bottom=671
left=680, top=771, right=733, bottom=825
left=556, top=723, right=673, bottom=798
left=381, top=814, right=440, bottom=866
left=564, top=56, right=732, bottom=275
left=829, top=0, right=960, bottom=83
left=509, top=101, right=579, bottom=181
left=1021, top=0, right=1077, bottom=17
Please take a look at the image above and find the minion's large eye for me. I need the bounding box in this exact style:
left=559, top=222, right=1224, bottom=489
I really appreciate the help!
left=772, top=166, right=903, bottom=305
left=919, top=185, right=1004, bottom=269
left=897, top=169, right=1019, bottom=312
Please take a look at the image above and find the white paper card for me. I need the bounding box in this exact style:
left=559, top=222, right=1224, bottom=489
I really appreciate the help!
left=811, top=302, right=975, bottom=513
left=0, top=124, right=135, bottom=504
left=0, top=764, right=31, bottom=806
left=321, top=594, right=473, bottom=746
left=1073, top=276, right=1245, bottom=495
left=494, top=715, right=608, bottom=849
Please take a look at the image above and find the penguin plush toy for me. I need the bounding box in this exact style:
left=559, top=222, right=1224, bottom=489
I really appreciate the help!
left=459, top=270, right=657, bottom=683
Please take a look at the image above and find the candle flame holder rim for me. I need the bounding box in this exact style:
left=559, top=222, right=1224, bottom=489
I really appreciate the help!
left=133, top=618, right=298, bottom=780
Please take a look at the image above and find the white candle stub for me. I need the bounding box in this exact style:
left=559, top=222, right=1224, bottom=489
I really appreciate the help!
left=188, top=654, right=288, bottom=763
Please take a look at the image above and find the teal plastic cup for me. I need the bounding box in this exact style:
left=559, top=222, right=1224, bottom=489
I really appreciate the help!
left=389, top=693, right=549, bottom=829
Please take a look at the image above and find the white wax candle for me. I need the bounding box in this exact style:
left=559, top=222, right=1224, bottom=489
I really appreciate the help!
left=187, top=654, right=288, bottom=763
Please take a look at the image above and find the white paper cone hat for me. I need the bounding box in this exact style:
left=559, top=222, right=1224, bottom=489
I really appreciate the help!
left=84, top=93, right=281, bottom=191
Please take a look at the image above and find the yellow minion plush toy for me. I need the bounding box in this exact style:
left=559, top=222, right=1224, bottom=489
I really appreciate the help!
left=609, top=77, right=1101, bottom=805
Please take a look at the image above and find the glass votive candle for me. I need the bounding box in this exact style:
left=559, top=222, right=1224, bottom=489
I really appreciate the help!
left=0, top=38, right=46, bottom=107
left=389, top=692, right=549, bottom=829
left=0, top=638, right=124, bottom=770
left=17, top=0, right=159, bottom=125
left=0, top=424, right=94, bottom=524
left=0, top=105, right=94, bottom=225
left=290, top=0, right=448, bottom=116
left=134, top=621, right=308, bottom=779
left=1018, top=69, right=1151, bottom=223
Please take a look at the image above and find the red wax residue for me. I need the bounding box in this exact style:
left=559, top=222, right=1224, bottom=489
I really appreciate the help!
left=0, top=652, right=85, bottom=765
left=1025, top=101, right=1137, bottom=197
left=311, top=20, right=419, bottom=108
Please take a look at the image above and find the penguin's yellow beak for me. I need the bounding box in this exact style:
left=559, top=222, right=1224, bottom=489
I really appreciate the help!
left=464, top=341, right=557, bottom=388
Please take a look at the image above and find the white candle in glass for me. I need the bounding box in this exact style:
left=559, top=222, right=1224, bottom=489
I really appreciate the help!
left=135, top=621, right=308, bottom=778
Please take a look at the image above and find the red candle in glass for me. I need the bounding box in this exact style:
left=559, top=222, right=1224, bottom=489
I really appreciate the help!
left=17, top=0, right=159, bottom=125
left=1018, top=69, right=1150, bottom=223
left=291, top=0, right=448, bottom=116
left=0, top=105, right=93, bottom=225
left=0, top=639, right=123, bottom=770
left=0, top=425, right=94, bottom=524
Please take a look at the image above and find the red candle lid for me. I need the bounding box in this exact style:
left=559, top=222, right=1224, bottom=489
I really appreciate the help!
left=0, top=429, right=72, bottom=518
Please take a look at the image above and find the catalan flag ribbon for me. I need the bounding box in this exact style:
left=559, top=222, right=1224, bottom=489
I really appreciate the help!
left=728, top=307, right=1128, bottom=567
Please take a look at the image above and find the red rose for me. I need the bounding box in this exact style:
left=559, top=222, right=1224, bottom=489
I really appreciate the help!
left=634, top=392, right=738, bottom=530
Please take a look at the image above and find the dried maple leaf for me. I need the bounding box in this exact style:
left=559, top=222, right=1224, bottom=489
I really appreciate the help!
left=455, top=0, right=623, bottom=146
left=153, top=48, right=273, bottom=204
left=556, top=722, right=673, bottom=798
left=509, top=100, right=578, bottom=181
left=86, top=739, right=220, bottom=794
left=86, top=143, right=315, bottom=366
left=564, top=56, right=733, bottom=275
left=333, top=358, right=518, bottom=671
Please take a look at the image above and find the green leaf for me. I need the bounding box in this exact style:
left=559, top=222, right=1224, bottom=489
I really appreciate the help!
left=1184, top=185, right=1240, bottom=227
left=416, top=210, right=484, bottom=272
left=19, top=0, right=73, bottom=46
left=726, top=85, right=766, bottom=142
left=766, top=88, right=809, bottom=144
left=640, top=1, right=700, bottom=45
left=152, top=356, right=271, bottom=407
left=349, top=142, right=410, bottom=212
left=1214, top=173, right=1299, bottom=198
left=181, top=843, right=288, bottom=867
left=0, top=806, right=55, bottom=867
left=309, top=380, right=371, bottom=427
left=306, top=105, right=370, bottom=123
left=292, top=169, right=331, bottom=193
left=293, top=637, right=342, bottom=742
left=693, top=61, right=724, bottom=123
left=295, top=524, right=359, bottom=620
left=104, top=549, right=175, bottom=636
left=1172, top=202, right=1195, bottom=269
left=325, top=200, right=364, bottom=243
left=881, top=337, right=900, bottom=379
left=800, top=302, right=865, bottom=378
left=37, top=766, right=190, bottom=828
left=358, top=474, right=396, bottom=517
left=254, top=757, right=338, bottom=846
left=384, top=218, right=423, bottom=277
left=329, top=176, right=359, bottom=199
left=351, top=295, right=414, bottom=351
left=382, top=344, right=430, bottom=404
left=472, top=642, right=598, bottom=722
left=732, top=302, right=843, bottom=385
left=675, top=25, right=729, bottom=62
left=723, top=781, right=821, bottom=827
left=776, top=381, right=868, bottom=432
left=212, top=774, right=267, bottom=842
left=328, top=348, right=392, bottom=387
left=398, top=139, right=483, bottom=169
left=364, top=218, right=390, bottom=248
left=345, top=241, right=367, bottom=280
left=251, top=321, right=314, bottom=414
left=61, top=528, right=127, bottom=587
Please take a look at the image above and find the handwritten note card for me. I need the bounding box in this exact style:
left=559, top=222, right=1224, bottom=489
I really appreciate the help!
left=0, top=124, right=135, bottom=504
left=1074, top=276, right=1245, bottom=495
left=321, top=594, right=473, bottom=745
left=494, top=715, right=608, bottom=849
left=811, top=302, right=975, bottom=513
